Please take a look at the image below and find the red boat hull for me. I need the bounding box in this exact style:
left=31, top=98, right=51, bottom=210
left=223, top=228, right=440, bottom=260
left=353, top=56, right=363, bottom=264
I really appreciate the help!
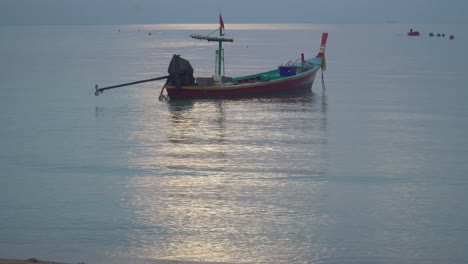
left=407, top=31, right=420, bottom=36
left=165, top=68, right=319, bottom=100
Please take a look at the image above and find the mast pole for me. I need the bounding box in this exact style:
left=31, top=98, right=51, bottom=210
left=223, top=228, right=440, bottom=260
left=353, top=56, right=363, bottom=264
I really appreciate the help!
left=218, top=27, right=223, bottom=76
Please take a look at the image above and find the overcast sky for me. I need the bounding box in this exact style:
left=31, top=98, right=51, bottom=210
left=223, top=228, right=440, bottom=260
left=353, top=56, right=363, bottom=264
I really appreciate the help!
left=1, top=0, right=467, bottom=26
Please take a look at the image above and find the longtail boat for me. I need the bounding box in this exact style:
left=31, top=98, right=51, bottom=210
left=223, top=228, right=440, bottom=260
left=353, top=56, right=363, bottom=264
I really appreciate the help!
left=94, top=16, right=328, bottom=101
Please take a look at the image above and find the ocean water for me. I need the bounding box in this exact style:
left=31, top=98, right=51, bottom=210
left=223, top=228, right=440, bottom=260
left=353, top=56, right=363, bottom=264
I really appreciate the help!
left=1, top=23, right=468, bottom=264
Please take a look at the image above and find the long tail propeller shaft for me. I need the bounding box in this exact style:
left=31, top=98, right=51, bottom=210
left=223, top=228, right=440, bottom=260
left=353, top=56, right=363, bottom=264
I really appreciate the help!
left=95, top=75, right=169, bottom=96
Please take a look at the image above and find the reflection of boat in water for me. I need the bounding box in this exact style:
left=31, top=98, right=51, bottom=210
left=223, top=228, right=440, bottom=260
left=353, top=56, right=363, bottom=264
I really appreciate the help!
left=164, top=89, right=327, bottom=172
left=94, top=15, right=328, bottom=101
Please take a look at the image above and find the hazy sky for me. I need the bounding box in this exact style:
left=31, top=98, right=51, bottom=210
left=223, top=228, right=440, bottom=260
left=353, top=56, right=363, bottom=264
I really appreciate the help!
left=1, top=0, right=467, bottom=26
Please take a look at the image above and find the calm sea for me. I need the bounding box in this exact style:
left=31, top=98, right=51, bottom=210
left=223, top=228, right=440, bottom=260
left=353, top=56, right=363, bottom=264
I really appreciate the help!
left=1, top=23, right=468, bottom=264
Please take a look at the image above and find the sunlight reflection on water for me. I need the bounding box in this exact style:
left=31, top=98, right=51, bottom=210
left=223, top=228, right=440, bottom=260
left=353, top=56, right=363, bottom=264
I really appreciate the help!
left=125, top=173, right=332, bottom=262
left=122, top=94, right=331, bottom=262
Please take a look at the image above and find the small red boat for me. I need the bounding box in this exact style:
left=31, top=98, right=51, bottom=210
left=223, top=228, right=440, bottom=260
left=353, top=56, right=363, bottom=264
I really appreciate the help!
left=407, top=29, right=420, bottom=36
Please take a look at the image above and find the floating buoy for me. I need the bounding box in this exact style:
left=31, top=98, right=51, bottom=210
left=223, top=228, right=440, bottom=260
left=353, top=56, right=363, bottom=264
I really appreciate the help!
left=148, top=33, right=152, bottom=35
left=450, top=35, right=455, bottom=40
left=437, top=33, right=441, bottom=37
left=442, top=34, right=445, bottom=37
left=429, top=32, right=434, bottom=37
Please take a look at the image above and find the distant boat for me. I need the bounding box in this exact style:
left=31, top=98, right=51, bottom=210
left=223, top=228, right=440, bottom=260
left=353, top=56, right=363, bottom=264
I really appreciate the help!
left=407, top=29, right=420, bottom=36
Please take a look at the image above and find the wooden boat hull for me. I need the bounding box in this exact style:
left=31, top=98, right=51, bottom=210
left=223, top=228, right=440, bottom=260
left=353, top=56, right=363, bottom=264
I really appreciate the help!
left=165, top=68, right=319, bottom=100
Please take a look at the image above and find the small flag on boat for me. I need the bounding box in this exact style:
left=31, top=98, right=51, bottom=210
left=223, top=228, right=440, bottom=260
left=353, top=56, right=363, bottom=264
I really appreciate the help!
left=219, top=14, right=225, bottom=29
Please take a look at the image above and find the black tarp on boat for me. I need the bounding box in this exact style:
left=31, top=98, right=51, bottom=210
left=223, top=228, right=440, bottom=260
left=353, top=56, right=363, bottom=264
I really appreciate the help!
left=167, top=55, right=195, bottom=90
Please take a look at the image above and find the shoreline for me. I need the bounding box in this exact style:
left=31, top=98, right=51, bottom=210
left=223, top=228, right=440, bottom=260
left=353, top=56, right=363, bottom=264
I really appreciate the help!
left=0, top=259, right=74, bottom=264
left=0, top=258, right=233, bottom=264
